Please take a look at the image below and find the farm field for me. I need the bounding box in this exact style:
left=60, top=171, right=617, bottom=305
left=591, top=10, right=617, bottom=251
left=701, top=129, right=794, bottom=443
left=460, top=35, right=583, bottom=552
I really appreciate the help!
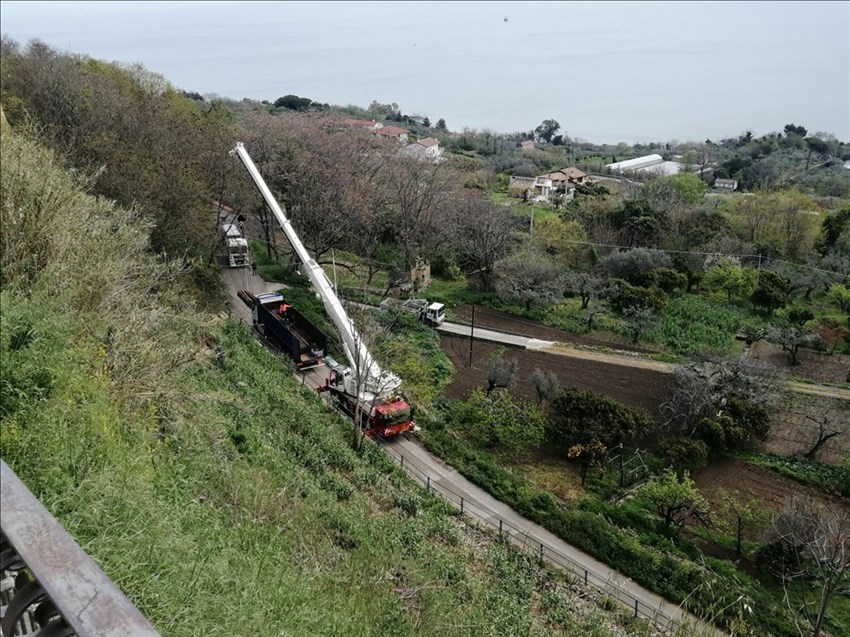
left=692, top=457, right=848, bottom=514
left=451, top=305, right=850, bottom=387
left=438, top=307, right=849, bottom=501
left=439, top=334, right=671, bottom=418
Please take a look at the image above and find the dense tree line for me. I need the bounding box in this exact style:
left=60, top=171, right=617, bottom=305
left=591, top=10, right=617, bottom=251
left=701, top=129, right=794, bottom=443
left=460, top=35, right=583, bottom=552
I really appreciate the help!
left=0, top=37, right=237, bottom=273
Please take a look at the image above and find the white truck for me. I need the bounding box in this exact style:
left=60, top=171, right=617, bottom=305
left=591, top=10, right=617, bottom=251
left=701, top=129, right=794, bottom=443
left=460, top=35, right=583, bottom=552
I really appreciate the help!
left=220, top=221, right=251, bottom=268
left=379, top=298, right=445, bottom=326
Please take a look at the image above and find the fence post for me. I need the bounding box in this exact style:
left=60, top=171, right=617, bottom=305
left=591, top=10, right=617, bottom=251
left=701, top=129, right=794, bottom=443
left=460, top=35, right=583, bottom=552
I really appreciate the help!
left=460, top=497, right=464, bottom=514
left=539, top=543, right=544, bottom=561
left=400, top=455, right=404, bottom=469
left=426, top=476, right=430, bottom=492
left=499, top=520, right=503, bottom=538
left=584, top=570, right=588, bottom=585
left=634, top=599, right=639, bottom=618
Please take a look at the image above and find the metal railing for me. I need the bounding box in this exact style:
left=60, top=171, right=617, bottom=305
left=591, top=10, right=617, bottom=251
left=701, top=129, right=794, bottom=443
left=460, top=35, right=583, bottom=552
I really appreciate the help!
left=372, top=437, right=719, bottom=637
left=0, top=460, right=161, bottom=637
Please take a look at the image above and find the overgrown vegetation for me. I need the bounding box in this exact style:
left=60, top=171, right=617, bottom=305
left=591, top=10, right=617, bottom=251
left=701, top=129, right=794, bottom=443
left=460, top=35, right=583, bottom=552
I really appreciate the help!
left=0, top=122, right=655, bottom=636
left=422, top=408, right=799, bottom=636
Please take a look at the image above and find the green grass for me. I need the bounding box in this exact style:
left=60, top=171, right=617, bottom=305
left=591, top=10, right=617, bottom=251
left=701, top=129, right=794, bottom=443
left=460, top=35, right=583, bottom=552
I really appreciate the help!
left=250, top=240, right=310, bottom=287
left=0, top=289, right=645, bottom=637
left=422, top=275, right=500, bottom=312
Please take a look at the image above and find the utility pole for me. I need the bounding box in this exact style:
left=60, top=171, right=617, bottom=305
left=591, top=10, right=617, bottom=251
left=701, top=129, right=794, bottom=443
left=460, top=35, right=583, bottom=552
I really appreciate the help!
left=467, top=305, right=475, bottom=368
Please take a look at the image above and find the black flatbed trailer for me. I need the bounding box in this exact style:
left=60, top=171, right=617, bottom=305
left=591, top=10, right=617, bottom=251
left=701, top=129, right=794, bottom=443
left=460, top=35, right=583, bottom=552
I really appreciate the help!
left=238, top=290, right=327, bottom=368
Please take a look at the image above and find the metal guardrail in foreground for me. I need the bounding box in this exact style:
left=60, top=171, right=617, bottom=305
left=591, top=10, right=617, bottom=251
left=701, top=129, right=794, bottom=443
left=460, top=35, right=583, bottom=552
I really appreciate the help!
left=373, top=438, right=709, bottom=636
left=0, top=460, right=161, bottom=637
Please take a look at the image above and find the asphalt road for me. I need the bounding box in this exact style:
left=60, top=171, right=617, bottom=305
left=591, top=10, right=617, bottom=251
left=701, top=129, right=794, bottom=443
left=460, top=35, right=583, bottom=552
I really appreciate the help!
left=437, top=321, right=555, bottom=350
left=378, top=434, right=723, bottom=637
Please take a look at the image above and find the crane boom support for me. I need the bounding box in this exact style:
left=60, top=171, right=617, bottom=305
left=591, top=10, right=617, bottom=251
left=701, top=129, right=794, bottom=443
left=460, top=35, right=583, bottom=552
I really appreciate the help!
left=230, top=142, right=400, bottom=398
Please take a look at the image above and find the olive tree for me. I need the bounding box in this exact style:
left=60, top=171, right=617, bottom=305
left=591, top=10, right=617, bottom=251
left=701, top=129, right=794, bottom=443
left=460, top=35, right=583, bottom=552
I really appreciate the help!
left=661, top=357, right=787, bottom=451
left=529, top=368, right=560, bottom=406
left=766, top=326, right=824, bottom=366
left=485, top=356, right=519, bottom=395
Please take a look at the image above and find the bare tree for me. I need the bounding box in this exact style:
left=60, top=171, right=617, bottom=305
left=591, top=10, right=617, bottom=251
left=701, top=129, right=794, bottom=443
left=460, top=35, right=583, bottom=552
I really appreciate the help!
left=770, top=498, right=850, bottom=637
left=343, top=304, right=404, bottom=451
left=384, top=155, right=454, bottom=273
left=448, top=193, right=523, bottom=290
left=800, top=405, right=846, bottom=460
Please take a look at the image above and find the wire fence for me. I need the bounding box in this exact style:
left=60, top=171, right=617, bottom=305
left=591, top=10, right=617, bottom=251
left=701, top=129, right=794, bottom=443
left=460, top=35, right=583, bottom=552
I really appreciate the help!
left=372, top=436, right=718, bottom=637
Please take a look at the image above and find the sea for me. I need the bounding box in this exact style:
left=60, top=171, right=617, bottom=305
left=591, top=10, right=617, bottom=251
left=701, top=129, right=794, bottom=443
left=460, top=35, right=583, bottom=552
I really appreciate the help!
left=1, top=0, right=849, bottom=144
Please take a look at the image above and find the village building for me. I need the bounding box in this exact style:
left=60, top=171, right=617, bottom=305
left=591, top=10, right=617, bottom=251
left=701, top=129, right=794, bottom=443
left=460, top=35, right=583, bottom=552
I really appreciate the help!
left=373, top=125, right=410, bottom=143
left=713, top=178, right=738, bottom=190
left=400, top=137, right=444, bottom=162
left=508, top=166, right=590, bottom=203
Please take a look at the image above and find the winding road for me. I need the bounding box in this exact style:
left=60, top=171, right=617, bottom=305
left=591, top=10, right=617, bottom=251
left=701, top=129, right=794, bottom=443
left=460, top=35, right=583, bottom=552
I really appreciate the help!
left=220, top=266, right=725, bottom=636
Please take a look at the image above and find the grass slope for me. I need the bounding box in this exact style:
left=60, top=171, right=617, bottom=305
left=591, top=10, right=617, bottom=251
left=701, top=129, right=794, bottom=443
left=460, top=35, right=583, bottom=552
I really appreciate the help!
left=0, top=122, right=655, bottom=637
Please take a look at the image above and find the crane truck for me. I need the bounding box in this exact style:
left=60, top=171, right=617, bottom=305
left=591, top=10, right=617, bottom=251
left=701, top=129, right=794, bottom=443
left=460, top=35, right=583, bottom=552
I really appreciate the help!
left=230, top=142, right=417, bottom=438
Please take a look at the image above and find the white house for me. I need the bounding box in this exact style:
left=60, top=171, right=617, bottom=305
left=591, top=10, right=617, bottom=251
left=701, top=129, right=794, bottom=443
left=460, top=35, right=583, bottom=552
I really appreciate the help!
left=400, top=137, right=444, bottom=162
left=416, top=137, right=442, bottom=158
left=508, top=176, right=554, bottom=202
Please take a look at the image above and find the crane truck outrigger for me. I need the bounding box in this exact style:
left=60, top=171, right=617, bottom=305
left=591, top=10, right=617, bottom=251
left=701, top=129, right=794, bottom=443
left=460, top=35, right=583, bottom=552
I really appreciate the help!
left=230, top=142, right=417, bottom=438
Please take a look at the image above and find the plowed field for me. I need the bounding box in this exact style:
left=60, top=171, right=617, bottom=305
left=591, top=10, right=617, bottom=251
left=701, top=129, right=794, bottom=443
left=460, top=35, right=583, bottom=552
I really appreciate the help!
left=442, top=306, right=670, bottom=418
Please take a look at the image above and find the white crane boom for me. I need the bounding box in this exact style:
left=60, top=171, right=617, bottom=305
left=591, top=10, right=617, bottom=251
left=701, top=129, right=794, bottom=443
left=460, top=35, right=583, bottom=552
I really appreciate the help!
left=230, top=142, right=401, bottom=399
